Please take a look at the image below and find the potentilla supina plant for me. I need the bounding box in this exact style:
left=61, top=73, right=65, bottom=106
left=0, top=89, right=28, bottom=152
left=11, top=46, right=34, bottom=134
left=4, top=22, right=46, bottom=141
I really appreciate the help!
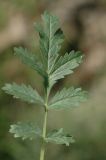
left=2, top=11, right=88, bottom=160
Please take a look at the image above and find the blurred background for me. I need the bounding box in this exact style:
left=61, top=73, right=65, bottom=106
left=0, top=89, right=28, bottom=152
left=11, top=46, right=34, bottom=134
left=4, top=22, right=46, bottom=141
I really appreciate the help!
left=0, top=0, right=106, bottom=159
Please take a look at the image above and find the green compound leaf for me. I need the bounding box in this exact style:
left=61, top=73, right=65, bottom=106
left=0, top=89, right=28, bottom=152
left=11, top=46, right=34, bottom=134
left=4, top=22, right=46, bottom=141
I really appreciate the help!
left=2, top=11, right=88, bottom=152
left=45, top=128, right=75, bottom=146
left=49, top=51, right=83, bottom=90
left=2, top=83, right=44, bottom=105
left=9, top=122, right=42, bottom=140
left=49, top=87, right=87, bottom=110
left=35, top=11, right=64, bottom=75
left=14, top=47, right=46, bottom=77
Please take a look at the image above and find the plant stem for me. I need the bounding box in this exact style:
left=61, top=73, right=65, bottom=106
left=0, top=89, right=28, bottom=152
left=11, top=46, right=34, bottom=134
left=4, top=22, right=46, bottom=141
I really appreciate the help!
left=40, top=91, right=48, bottom=160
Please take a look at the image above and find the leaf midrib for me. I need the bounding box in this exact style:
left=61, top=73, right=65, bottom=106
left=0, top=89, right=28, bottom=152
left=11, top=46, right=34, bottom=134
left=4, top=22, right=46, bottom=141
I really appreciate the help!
left=47, top=15, right=52, bottom=74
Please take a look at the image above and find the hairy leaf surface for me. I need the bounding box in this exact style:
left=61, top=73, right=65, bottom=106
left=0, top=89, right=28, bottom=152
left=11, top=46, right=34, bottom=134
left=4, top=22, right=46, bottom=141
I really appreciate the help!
left=49, top=51, right=83, bottom=90
left=49, top=87, right=87, bottom=109
left=35, top=11, right=64, bottom=74
left=14, top=47, right=46, bottom=77
left=9, top=122, right=42, bottom=140
left=45, top=128, right=75, bottom=146
left=2, top=83, right=44, bottom=105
